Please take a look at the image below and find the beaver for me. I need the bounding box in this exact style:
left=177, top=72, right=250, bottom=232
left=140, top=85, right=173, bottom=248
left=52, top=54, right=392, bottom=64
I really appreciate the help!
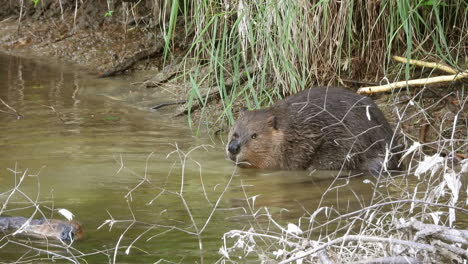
left=0, top=216, right=84, bottom=242
left=226, top=86, right=401, bottom=175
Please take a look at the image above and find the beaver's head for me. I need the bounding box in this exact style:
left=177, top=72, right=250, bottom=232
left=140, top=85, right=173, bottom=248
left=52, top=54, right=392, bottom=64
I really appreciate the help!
left=69, top=220, right=85, bottom=241
left=226, top=109, right=284, bottom=168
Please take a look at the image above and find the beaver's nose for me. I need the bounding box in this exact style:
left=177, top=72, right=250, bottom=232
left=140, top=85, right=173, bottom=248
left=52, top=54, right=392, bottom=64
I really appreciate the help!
left=228, top=140, right=241, bottom=155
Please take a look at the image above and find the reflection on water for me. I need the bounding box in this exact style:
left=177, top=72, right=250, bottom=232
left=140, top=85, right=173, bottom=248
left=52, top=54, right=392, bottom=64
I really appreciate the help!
left=0, top=53, right=418, bottom=263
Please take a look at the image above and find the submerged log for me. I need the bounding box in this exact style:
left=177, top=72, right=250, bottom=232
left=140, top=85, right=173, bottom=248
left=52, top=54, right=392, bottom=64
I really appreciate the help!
left=0, top=216, right=84, bottom=243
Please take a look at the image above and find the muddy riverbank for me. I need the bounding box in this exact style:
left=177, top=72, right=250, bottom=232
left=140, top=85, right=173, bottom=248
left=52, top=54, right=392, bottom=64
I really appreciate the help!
left=0, top=0, right=191, bottom=115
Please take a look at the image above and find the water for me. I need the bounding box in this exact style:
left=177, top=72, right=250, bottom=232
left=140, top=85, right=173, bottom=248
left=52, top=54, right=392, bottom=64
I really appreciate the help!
left=1, top=53, right=463, bottom=263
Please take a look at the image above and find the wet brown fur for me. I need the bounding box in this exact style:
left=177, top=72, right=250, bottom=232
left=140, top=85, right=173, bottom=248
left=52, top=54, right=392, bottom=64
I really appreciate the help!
left=26, top=219, right=85, bottom=241
left=0, top=216, right=84, bottom=242
left=227, top=87, right=401, bottom=174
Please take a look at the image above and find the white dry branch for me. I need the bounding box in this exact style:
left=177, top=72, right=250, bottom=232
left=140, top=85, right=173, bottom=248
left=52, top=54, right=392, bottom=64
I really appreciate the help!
left=391, top=56, right=458, bottom=74
left=279, top=235, right=437, bottom=264
left=357, top=56, right=468, bottom=94
left=357, top=72, right=468, bottom=95
left=396, top=219, right=468, bottom=247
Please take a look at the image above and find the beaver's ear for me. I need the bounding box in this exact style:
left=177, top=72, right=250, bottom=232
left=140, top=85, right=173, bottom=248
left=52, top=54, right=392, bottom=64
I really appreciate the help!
left=267, top=116, right=277, bottom=129
left=238, top=107, right=248, bottom=117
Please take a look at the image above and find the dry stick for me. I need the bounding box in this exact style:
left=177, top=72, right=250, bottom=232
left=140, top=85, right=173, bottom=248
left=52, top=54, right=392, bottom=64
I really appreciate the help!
left=317, top=250, right=335, bottom=264
left=392, top=55, right=458, bottom=74
left=124, top=152, right=154, bottom=201
left=358, top=55, right=468, bottom=94
left=304, top=199, right=468, bottom=235
left=112, top=200, right=136, bottom=264
left=0, top=169, right=28, bottom=214
left=397, top=219, right=468, bottom=247
left=351, top=256, right=420, bottom=264
left=432, top=240, right=468, bottom=260
left=17, top=0, right=24, bottom=34
left=0, top=17, right=14, bottom=24
left=166, top=144, right=214, bottom=264
left=357, top=72, right=468, bottom=95
left=279, top=235, right=436, bottom=264
left=58, top=0, right=64, bottom=21
left=73, top=0, right=78, bottom=31
left=151, top=100, right=186, bottom=110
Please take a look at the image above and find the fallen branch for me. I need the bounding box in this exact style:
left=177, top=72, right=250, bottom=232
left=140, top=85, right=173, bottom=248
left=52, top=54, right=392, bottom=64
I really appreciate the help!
left=357, top=71, right=468, bottom=95
left=279, top=235, right=436, bottom=264
left=352, top=256, right=420, bottom=264
left=150, top=100, right=186, bottom=110
left=357, top=55, right=467, bottom=94
left=392, top=56, right=458, bottom=74
left=432, top=240, right=468, bottom=260
left=396, top=219, right=468, bottom=247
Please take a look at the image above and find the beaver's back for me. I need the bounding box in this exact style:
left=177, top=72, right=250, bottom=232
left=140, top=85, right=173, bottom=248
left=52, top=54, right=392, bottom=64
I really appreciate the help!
left=274, top=87, right=398, bottom=171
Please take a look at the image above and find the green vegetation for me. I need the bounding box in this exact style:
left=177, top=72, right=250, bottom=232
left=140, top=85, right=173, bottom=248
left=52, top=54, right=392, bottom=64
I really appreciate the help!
left=104, top=10, right=114, bottom=17
left=165, top=0, right=467, bottom=127
left=31, top=0, right=40, bottom=7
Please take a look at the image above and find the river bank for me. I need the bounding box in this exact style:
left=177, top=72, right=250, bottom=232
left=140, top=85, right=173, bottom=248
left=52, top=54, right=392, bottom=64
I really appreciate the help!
left=1, top=1, right=466, bottom=145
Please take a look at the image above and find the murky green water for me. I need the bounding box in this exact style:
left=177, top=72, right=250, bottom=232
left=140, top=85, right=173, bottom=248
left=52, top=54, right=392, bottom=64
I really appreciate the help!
left=2, top=53, right=463, bottom=263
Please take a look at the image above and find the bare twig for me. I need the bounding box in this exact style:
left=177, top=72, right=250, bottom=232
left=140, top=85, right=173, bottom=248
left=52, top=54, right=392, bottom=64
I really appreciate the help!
left=357, top=72, right=468, bottom=94
left=392, top=56, right=458, bottom=74
left=150, top=100, right=186, bottom=110
left=17, top=0, right=24, bottom=34
left=0, top=97, right=23, bottom=119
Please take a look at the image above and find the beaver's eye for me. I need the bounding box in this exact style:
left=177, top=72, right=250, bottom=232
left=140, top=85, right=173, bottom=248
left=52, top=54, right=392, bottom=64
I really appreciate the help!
left=251, top=133, right=257, bottom=139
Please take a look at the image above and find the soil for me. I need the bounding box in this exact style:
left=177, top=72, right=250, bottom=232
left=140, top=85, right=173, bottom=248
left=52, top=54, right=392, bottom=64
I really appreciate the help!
left=1, top=1, right=466, bottom=159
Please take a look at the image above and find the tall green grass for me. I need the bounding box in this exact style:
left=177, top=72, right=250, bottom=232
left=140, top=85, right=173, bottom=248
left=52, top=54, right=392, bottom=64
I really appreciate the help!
left=163, top=0, right=466, bottom=129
